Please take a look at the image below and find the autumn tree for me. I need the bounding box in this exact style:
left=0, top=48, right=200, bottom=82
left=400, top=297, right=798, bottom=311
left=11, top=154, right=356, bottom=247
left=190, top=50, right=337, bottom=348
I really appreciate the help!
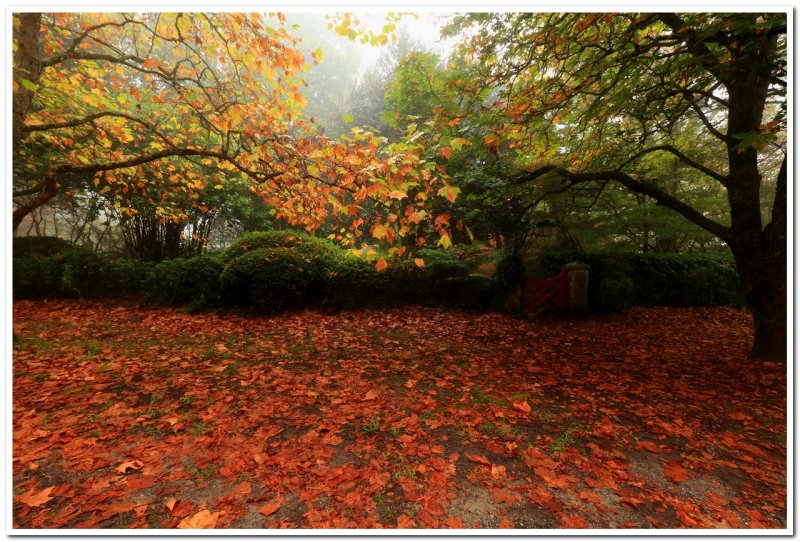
left=13, top=13, right=447, bottom=266
left=443, top=13, right=787, bottom=360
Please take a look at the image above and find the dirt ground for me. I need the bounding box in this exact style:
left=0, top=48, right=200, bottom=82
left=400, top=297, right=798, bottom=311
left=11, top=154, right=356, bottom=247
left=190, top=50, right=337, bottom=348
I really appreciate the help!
left=12, top=300, right=787, bottom=530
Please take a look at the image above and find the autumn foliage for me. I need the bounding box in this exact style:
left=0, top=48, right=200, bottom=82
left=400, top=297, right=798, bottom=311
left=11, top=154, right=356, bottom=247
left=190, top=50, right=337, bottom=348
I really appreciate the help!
left=13, top=301, right=786, bottom=529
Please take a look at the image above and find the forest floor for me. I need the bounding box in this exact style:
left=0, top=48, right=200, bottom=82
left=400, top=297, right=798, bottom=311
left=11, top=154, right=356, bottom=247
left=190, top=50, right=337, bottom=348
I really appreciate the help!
left=12, top=300, right=786, bottom=530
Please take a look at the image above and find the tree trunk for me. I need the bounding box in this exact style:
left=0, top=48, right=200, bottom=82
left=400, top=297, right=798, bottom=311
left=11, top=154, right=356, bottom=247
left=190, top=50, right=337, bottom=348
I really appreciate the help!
left=12, top=13, right=42, bottom=160
left=732, top=237, right=786, bottom=361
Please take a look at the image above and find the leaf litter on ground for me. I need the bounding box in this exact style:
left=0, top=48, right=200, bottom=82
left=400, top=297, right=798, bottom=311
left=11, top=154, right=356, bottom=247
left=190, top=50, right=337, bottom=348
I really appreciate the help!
left=12, top=300, right=786, bottom=529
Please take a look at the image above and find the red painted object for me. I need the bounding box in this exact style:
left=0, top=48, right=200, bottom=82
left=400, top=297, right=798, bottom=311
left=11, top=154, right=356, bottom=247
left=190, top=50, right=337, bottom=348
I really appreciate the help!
left=523, top=269, right=569, bottom=316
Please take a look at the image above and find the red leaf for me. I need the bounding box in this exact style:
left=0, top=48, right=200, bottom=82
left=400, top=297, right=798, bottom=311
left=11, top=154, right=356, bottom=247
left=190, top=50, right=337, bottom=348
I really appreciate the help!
left=664, top=461, right=691, bottom=483
left=464, top=452, right=491, bottom=466
left=562, top=514, right=588, bottom=528
left=258, top=497, right=282, bottom=517
left=512, top=400, right=531, bottom=414
left=636, top=440, right=661, bottom=453
left=489, top=488, right=520, bottom=505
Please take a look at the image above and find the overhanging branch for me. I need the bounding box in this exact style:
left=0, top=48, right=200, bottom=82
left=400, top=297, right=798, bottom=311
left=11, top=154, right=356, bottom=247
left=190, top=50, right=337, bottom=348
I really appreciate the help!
left=513, top=165, right=732, bottom=243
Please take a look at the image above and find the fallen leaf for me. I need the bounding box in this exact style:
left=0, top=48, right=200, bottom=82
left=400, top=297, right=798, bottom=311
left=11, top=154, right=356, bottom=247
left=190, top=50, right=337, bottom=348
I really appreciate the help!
left=562, top=514, right=588, bottom=528
left=664, top=461, right=691, bottom=483
left=364, top=390, right=379, bottom=401
left=16, top=486, right=55, bottom=507
left=464, top=452, right=491, bottom=466
left=165, top=498, right=178, bottom=511
left=637, top=440, right=661, bottom=453
left=512, top=400, right=531, bottom=414
left=177, top=509, right=220, bottom=529
left=498, top=516, right=515, bottom=528
left=258, top=497, right=282, bottom=517
left=396, top=513, right=416, bottom=528
left=115, top=459, right=144, bottom=474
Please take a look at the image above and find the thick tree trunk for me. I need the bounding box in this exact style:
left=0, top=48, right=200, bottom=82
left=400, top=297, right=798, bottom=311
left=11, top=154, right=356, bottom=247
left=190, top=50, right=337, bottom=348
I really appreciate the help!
left=733, top=239, right=786, bottom=361
left=745, top=156, right=788, bottom=361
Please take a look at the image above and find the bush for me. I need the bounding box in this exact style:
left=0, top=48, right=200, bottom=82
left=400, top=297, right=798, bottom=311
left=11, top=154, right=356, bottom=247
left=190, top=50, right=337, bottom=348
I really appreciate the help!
left=105, top=258, right=154, bottom=296
left=220, top=246, right=336, bottom=312
left=536, top=250, right=744, bottom=312
left=146, top=255, right=224, bottom=309
left=323, top=256, right=390, bottom=309
left=222, top=229, right=340, bottom=263
left=13, top=246, right=110, bottom=299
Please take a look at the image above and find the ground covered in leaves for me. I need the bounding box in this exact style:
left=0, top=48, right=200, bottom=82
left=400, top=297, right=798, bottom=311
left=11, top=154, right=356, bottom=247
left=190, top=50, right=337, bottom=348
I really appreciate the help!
left=12, top=300, right=786, bottom=530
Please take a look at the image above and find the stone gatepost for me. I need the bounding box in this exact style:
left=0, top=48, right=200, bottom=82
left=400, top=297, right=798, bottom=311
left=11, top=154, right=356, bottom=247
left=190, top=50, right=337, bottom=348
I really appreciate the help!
left=561, top=261, right=591, bottom=317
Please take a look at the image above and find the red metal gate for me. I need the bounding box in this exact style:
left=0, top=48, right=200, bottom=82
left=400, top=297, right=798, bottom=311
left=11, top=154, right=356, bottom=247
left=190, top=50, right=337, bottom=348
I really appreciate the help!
left=523, top=269, right=569, bottom=316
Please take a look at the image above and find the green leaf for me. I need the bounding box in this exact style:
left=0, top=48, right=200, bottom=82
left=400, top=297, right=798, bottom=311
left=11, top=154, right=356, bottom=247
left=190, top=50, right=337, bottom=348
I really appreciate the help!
left=342, top=114, right=354, bottom=123
left=437, top=233, right=452, bottom=249
left=450, top=137, right=470, bottom=150
left=21, top=78, right=39, bottom=92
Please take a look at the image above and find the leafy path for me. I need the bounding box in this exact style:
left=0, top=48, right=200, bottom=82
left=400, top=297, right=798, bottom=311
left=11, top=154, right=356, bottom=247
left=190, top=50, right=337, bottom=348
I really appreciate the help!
left=12, top=300, right=786, bottom=529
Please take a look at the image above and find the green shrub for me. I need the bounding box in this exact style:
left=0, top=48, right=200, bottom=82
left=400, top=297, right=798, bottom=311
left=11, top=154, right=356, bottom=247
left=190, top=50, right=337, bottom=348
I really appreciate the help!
left=222, top=229, right=340, bottom=263
left=105, top=258, right=154, bottom=296
left=147, top=255, right=224, bottom=309
left=13, top=247, right=110, bottom=299
left=220, top=246, right=335, bottom=312
left=323, top=256, right=390, bottom=309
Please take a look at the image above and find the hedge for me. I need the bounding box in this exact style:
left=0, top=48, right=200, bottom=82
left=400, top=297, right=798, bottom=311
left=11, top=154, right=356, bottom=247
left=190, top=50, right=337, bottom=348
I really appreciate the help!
left=535, top=250, right=745, bottom=312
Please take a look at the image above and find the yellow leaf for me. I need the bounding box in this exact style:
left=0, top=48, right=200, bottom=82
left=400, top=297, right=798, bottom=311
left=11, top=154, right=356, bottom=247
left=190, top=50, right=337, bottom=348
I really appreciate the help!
left=437, top=234, right=452, bottom=250
left=372, top=224, right=388, bottom=240
left=449, top=137, right=470, bottom=150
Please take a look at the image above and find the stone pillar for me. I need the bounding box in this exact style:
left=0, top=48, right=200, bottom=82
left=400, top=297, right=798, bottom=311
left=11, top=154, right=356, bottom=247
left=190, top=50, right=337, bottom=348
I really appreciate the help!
left=561, top=261, right=590, bottom=317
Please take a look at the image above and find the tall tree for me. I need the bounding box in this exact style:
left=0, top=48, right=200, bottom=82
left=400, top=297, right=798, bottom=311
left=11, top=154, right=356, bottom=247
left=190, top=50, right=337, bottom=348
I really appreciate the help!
left=444, top=13, right=787, bottom=360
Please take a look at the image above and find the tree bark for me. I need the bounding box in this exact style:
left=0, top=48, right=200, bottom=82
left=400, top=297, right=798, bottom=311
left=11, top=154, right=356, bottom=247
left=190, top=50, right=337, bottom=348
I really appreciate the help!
left=12, top=13, right=42, bottom=160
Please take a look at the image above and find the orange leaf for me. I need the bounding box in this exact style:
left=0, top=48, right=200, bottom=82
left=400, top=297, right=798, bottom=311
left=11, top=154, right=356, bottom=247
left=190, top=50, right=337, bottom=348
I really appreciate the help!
left=165, top=498, right=178, bottom=511
left=375, top=258, right=388, bottom=272
left=562, top=514, right=588, bottom=528
left=664, top=461, right=691, bottom=483
left=414, top=258, right=425, bottom=268
left=16, top=486, right=55, bottom=507
left=115, top=459, right=144, bottom=473
left=498, top=516, right=515, bottom=528
left=512, top=400, right=531, bottom=414
left=364, top=390, right=379, bottom=401
left=464, top=452, right=491, bottom=466
left=396, top=513, right=416, bottom=528
left=177, top=509, right=220, bottom=529
left=439, top=146, right=452, bottom=159
left=258, top=497, right=282, bottom=517
left=636, top=440, right=661, bottom=453
left=489, top=488, right=520, bottom=505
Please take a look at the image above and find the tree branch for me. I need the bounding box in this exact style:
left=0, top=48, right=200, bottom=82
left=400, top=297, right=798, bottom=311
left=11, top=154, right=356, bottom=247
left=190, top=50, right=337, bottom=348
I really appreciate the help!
left=618, top=144, right=728, bottom=184
left=513, top=165, right=732, bottom=243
